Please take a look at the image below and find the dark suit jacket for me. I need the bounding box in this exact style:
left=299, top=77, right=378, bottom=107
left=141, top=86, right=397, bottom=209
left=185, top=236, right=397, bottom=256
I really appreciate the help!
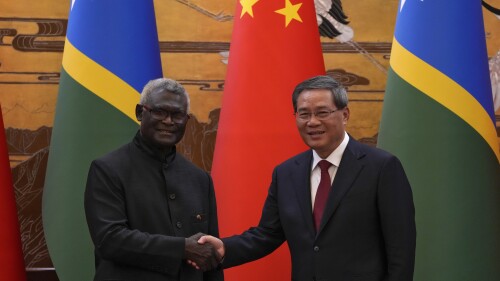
left=222, top=138, right=415, bottom=281
left=84, top=132, right=223, bottom=281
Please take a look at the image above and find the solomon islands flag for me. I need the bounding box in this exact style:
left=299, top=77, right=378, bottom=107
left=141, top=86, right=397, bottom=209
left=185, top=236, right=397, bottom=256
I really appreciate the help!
left=42, top=1, right=162, bottom=280
left=378, top=0, right=500, bottom=280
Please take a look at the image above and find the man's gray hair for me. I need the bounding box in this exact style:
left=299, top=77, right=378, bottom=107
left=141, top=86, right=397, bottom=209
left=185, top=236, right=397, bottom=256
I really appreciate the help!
left=140, top=78, right=190, bottom=112
left=292, top=75, right=348, bottom=112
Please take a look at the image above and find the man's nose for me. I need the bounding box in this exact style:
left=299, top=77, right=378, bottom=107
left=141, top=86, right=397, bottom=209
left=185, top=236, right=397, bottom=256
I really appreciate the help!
left=161, top=114, right=174, bottom=124
left=306, top=114, right=322, bottom=125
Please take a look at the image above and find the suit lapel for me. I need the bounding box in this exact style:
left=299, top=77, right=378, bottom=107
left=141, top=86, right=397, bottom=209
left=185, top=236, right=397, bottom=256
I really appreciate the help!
left=290, top=151, right=316, bottom=237
left=317, top=139, right=365, bottom=234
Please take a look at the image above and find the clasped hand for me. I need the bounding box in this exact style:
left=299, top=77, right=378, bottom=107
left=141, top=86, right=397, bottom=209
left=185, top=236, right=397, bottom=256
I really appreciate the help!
left=184, top=233, right=225, bottom=271
left=184, top=233, right=221, bottom=271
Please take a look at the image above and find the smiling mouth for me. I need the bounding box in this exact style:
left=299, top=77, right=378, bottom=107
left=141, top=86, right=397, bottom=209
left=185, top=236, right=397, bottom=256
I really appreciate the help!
left=158, top=129, right=175, bottom=135
left=308, top=131, right=325, bottom=136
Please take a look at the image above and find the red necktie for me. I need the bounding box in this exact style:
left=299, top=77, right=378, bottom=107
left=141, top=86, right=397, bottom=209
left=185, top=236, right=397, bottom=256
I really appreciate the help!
left=313, top=160, right=332, bottom=231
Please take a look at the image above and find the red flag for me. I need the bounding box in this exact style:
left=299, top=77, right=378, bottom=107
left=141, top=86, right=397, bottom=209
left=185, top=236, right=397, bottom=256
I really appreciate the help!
left=211, top=0, right=325, bottom=280
left=0, top=105, right=27, bottom=281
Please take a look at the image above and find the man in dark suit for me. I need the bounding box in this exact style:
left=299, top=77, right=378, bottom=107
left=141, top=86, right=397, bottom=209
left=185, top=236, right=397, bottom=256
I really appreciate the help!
left=84, top=78, right=223, bottom=281
left=196, top=75, right=416, bottom=280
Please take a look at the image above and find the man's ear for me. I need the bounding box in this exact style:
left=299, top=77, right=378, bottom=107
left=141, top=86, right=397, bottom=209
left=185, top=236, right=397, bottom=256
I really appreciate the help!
left=342, top=107, right=350, bottom=124
left=135, top=104, right=143, bottom=121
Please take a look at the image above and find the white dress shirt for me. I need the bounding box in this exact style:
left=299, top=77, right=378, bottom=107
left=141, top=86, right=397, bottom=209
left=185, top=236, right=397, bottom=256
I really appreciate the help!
left=310, top=132, right=349, bottom=209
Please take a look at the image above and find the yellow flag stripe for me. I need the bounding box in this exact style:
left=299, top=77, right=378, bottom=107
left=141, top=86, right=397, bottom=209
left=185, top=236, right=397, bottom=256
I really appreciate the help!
left=390, top=37, right=499, bottom=161
left=62, top=39, right=140, bottom=124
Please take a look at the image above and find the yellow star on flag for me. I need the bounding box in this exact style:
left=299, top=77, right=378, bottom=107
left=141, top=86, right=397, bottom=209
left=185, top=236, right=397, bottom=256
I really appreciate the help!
left=240, top=0, right=259, bottom=18
left=275, top=0, right=303, bottom=27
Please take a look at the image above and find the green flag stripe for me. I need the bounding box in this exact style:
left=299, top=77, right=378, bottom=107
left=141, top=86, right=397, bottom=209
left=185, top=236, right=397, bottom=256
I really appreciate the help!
left=390, top=38, right=499, bottom=161
left=378, top=69, right=500, bottom=280
left=63, top=39, right=140, bottom=123
left=42, top=68, right=139, bottom=281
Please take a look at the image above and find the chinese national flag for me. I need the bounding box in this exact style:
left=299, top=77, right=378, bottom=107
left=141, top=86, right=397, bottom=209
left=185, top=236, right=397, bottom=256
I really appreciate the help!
left=211, top=0, right=325, bottom=280
left=0, top=106, right=27, bottom=281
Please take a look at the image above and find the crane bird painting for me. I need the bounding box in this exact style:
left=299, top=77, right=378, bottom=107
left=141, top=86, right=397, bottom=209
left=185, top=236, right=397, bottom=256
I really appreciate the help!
left=315, top=0, right=353, bottom=42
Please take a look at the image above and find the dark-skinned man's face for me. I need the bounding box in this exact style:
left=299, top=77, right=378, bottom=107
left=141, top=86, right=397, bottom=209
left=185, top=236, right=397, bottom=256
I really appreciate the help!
left=136, top=88, right=189, bottom=149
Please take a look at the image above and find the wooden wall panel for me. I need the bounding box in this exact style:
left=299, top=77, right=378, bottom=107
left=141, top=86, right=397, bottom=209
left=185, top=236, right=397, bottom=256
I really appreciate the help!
left=1, top=0, right=499, bottom=279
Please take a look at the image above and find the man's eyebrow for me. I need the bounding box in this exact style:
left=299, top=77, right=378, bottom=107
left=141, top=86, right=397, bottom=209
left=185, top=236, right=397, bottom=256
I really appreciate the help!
left=153, top=105, right=184, bottom=111
left=297, top=106, right=331, bottom=111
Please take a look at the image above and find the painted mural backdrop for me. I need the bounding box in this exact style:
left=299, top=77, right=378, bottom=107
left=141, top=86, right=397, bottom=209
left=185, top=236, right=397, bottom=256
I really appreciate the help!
left=1, top=0, right=499, bottom=279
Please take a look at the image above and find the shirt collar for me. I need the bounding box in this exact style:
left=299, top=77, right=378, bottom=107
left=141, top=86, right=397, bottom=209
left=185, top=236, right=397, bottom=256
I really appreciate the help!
left=311, top=132, right=349, bottom=170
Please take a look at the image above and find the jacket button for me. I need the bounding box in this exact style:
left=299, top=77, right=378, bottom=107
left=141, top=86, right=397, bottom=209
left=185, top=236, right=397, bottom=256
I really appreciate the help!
left=176, top=222, right=182, bottom=228
left=169, top=193, right=176, bottom=200
left=313, top=246, right=319, bottom=252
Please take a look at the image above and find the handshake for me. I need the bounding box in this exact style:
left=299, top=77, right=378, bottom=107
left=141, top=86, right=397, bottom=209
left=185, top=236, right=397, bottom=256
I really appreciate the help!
left=184, top=233, right=225, bottom=271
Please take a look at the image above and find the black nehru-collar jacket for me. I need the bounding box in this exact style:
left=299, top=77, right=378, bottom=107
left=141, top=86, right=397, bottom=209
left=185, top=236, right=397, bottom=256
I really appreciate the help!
left=85, top=131, right=223, bottom=281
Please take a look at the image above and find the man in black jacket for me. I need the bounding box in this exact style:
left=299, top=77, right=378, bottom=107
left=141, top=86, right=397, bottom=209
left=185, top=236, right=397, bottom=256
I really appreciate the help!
left=84, top=78, right=223, bottom=281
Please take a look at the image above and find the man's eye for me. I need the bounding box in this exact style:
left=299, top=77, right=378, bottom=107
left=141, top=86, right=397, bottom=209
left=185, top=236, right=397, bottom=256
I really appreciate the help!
left=171, top=112, right=184, bottom=118
left=315, top=111, right=330, bottom=118
left=152, top=109, right=166, bottom=115
left=298, top=112, right=311, bottom=118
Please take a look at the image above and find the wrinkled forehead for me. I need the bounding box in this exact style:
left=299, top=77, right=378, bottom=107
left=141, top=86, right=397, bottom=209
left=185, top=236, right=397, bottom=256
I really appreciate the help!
left=149, top=89, right=187, bottom=109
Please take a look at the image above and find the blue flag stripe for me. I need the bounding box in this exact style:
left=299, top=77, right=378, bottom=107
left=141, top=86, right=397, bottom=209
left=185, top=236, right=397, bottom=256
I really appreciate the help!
left=395, top=0, right=495, bottom=122
left=67, top=0, right=162, bottom=93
